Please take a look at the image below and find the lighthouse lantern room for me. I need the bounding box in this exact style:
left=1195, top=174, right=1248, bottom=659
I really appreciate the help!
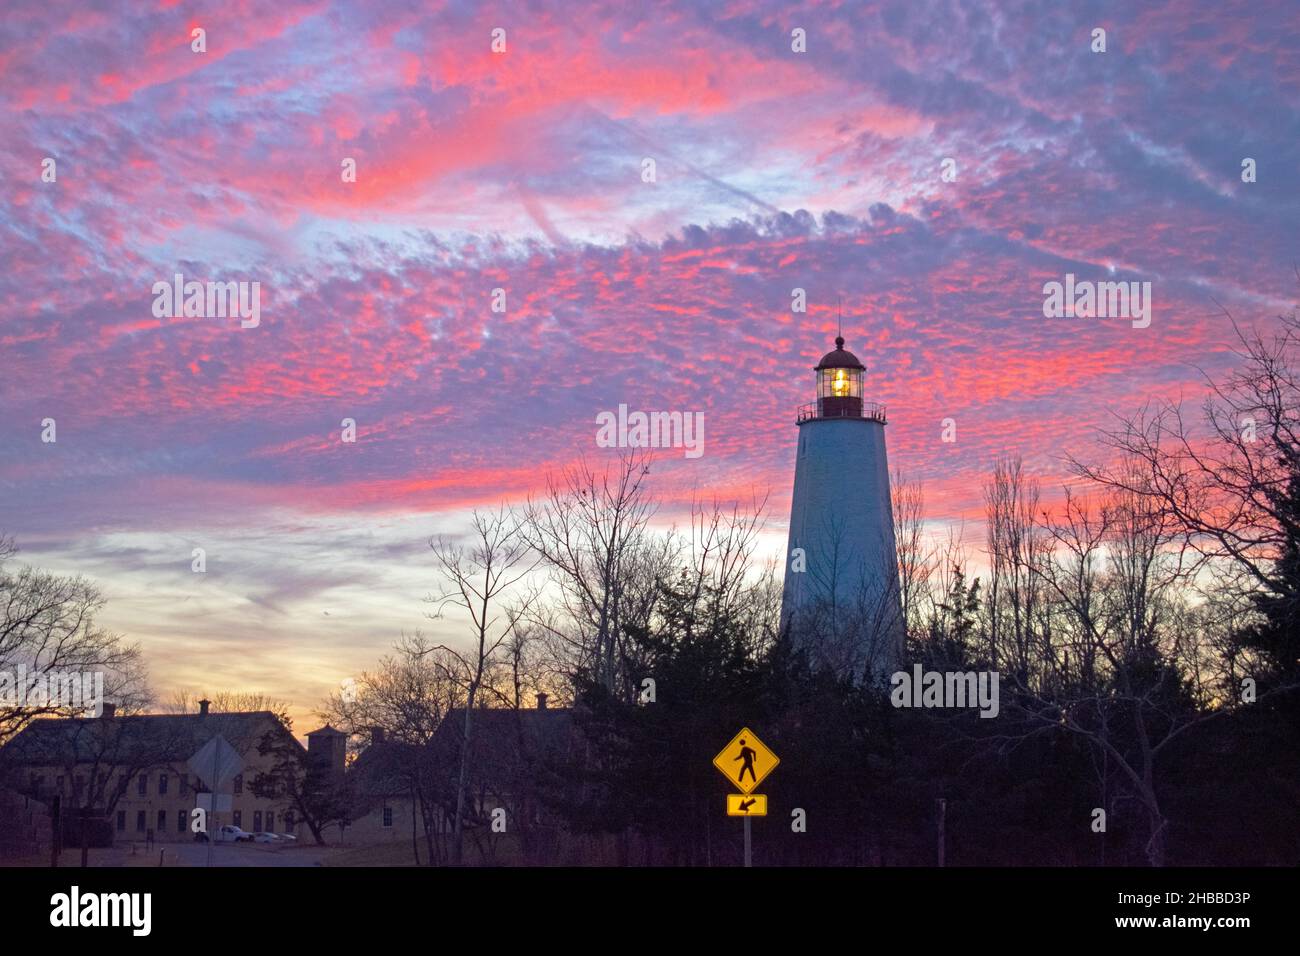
left=798, top=337, right=887, bottom=424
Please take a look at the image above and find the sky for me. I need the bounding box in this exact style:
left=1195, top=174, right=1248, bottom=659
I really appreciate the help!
left=1, top=0, right=1298, bottom=728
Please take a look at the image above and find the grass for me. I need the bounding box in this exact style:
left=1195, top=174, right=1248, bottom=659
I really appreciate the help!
left=318, top=841, right=422, bottom=867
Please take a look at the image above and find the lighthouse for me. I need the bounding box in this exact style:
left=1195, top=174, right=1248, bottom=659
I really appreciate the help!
left=781, top=334, right=903, bottom=681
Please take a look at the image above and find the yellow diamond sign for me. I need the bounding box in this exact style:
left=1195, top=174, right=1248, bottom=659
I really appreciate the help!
left=713, top=727, right=779, bottom=795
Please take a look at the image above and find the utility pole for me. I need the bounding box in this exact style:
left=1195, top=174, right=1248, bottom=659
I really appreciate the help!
left=936, top=797, right=946, bottom=867
left=50, top=795, right=61, bottom=868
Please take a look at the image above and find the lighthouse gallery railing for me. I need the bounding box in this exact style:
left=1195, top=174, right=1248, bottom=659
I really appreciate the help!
left=797, top=401, right=887, bottom=424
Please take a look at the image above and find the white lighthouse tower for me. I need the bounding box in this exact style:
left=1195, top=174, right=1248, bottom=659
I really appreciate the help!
left=781, top=334, right=903, bottom=680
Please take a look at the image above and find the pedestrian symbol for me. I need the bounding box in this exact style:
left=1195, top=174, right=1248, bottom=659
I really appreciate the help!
left=713, top=727, right=779, bottom=795
left=727, top=793, right=768, bottom=816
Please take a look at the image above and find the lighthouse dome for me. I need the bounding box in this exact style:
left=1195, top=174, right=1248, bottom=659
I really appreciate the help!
left=815, top=336, right=865, bottom=370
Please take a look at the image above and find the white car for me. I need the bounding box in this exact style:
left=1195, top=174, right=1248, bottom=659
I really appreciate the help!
left=278, top=833, right=297, bottom=842
left=213, top=825, right=253, bottom=843
left=252, top=832, right=281, bottom=843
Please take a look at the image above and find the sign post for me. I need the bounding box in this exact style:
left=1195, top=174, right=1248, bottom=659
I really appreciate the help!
left=188, top=735, right=244, bottom=867
left=937, top=797, right=946, bottom=868
left=713, top=727, right=779, bottom=868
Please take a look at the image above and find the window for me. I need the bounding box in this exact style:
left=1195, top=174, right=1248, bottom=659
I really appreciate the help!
left=157, top=810, right=167, bottom=833
left=266, top=812, right=274, bottom=832
left=179, top=774, right=188, bottom=795
left=284, top=812, right=294, bottom=832
left=233, top=774, right=243, bottom=795
left=117, top=776, right=128, bottom=796
left=818, top=365, right=862, bottom=400
left=233, top=811, right=242, bottom=828
left=253, top=811, right=262, bottom=833
left=56, top=776, right=64, bottom=794
left=178, top=810, right=187, bottom=834
left=136, top=810, right=146, bottom=832
left=382, top=807, right=393, bottom=828
left=116, top=811, right=125, bottom=832
left=74, top=775, right=84, bottom=800
left=158, top=774, right=168, bottom=795
left=31, top=774, right=43, bottom=793
left=137, top=774, right=148, bottom=796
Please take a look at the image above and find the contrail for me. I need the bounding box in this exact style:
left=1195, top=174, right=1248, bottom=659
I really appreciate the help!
left=584, top=106, right=781, bottom=215
left=516, top=183, right=568, bottom=246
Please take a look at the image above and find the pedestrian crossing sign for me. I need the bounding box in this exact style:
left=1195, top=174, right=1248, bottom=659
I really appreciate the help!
left=713, top=727, right=779, bottom=794
left=727, top=793, right=768, bottom=816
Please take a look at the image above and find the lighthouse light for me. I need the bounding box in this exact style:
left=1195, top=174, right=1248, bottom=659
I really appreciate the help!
left=819, top=366, right=861, bottom=401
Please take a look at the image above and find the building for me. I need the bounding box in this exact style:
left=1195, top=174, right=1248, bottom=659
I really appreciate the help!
left=0, top=699, right=310, bottom=844
left=332, top=694, right=575, bottom=863
left=781, top=334, right=904, bottom=680
left=346, top=728, right=428, bottom=847
left=434, top=692, right=578, bottom=863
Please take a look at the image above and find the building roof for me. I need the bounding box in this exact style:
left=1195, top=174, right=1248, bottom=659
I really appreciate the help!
left=343, top=705, right=579, bottom=817
left=350, top=740, right=427, bottom=799
left=429, top=706, right=576, bottom=797
left=815, top=336, right=865, bottom=370
left=305, top=723, right=345, bottom=738
left=0, top=711, right=298, bottom=769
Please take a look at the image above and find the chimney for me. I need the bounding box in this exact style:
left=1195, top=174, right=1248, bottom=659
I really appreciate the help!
left=100, top=702, right=116, bottom=719
left=372, top=726, right=386, bottom=745
left=198, top=698, right=211, bottom=716
left=536, top=692, right=548, bottom=710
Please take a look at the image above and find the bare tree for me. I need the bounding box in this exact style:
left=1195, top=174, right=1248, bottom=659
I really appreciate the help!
left=987, top=462, right=1253, bottom=866
left=0, top=536, right=147, bottom=745
left=248, top=712, right=352, bottom=848
left=426, top=506, right=538, bottom=864
left=520, top=453, right=662, bottom=699
left=674, top=495, right=774, bottom=649
left=983, top=456, right=1049, bottom=682
left=1071, top=301, right=1300, bottom=681
left=162, top=690, right=287, bottom=715
left=320, top=633, right=465, bottom=864
left=893, top=473, right=936, bottom=639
